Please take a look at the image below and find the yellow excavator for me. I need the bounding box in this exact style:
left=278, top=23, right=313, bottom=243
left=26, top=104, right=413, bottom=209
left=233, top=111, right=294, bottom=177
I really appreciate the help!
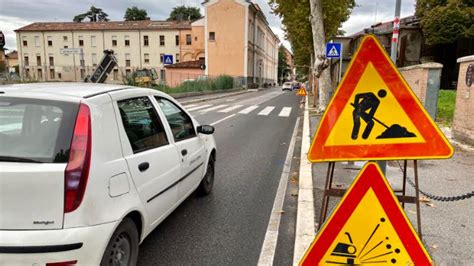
left=134, top=68, right=158, bottom=87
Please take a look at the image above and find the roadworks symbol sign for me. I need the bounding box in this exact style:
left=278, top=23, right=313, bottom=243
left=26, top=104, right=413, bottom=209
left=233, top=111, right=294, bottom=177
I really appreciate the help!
left=297, top=87, right=307, bottom=96
left=308, top=35, right=453, bottom=162
left=300, top=162, right=432, bottom=266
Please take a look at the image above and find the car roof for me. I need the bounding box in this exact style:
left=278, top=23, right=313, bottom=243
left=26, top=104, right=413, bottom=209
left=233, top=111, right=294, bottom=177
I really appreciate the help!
left=0, top=82, right=171, bottom=101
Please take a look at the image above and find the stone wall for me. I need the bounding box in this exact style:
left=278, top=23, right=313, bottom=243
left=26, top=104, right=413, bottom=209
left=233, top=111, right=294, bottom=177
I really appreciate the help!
left=453, top=56, right=474, bottom=145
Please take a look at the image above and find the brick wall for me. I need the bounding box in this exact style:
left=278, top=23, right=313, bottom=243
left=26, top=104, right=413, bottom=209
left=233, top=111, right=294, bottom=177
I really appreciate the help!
left=453, top=56, right=474, bottom=145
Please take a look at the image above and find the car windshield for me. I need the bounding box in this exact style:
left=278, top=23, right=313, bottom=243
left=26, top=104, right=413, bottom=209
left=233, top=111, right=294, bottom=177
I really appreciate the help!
left=284, top=82, right=292, bottom=86
left=0, top=97, right=78, bottom=163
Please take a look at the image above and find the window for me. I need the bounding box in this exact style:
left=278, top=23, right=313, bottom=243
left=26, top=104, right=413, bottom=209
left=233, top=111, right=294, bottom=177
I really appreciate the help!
left=37, top=69, right=43, bottom=79
left=36, top=54, right=41, bottom=66
left=160, top=69, right=165, bottom=81
left=112, top=36, right=117, bottom=46
left=63, top=36, right=68, bottom=42
left=35, top=36, right=40, bottom=47
left=160, top=53, right=164, bottom=64
left=209, top=32, right=215, bottom=41
left=186, top=34, right=192, bottom=45
left=58, top=73, right=62, bottom=79
left=24, top=55, right=29, bottom=66
left=80, top=69, right=85, bottom=79
left=113, top=69, right=118, bottom=80
left=80, top=58, right=85, bottom=67
left=92, top=53, right=97, bottom=66
left=144, top=53, right=150, bottom=64
left=159, top=35, right=165, bottom=46
left=125, top=53, right=131, bottom=67
left=79, top=36, right=84, bottom=47
left=49, top=54, right=54, bottom=66
left=47, top=36, right=53, bottom=46
left=125, top=69, right=131, bottom=76
left=124, top=36, right=130, bottom=46
left=175, top=35, right=179, bottom=46
left=195, top=36, right=197, bottom=41
left=118, top=97, right=169, bottom=153
left=49, top=68, right=55, bottom=79
left=22, top=38, right=27, bottom=47
left=143, top=35, right=149, bottom=46
left=91, top=36, right=96, bottom=47
left=176, top=53, right=180, bottom=63
left=0, top=97, right=78, bottom=163
left=155, top=97, right=196, bottom=142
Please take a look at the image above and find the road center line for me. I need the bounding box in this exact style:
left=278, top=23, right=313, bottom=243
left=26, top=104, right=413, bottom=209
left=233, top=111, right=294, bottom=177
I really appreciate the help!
left=210, top=114, right=236, bottom=126
left=258, top=117, right=300, bottom=266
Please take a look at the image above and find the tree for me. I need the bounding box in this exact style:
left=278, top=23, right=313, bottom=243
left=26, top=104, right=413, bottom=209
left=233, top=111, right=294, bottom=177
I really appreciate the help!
left=168, top=5, right=202, bottom=21
left=278, top=45, right=290, bottom=83
left=124, top=6, right=149, bottom=21
left=270, top=0, right=355, bottom=111
left=73, top=6, right=109, bottom=22
left=416, top=0, right=474, bottom=45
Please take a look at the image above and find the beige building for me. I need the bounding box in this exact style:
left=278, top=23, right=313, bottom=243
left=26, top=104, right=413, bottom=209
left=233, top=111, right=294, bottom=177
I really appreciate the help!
left=204, top=0, right=279, bottom=86
left=15, top=20, right=198, bottom=82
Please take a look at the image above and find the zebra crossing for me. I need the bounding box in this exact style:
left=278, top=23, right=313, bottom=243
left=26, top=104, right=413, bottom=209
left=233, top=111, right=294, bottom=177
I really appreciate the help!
left=183, top=103, right=293, bottom=117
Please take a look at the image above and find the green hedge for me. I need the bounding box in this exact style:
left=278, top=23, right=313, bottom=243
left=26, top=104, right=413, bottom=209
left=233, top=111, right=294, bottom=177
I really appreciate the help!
left=153, top=75, right=234, bottom=94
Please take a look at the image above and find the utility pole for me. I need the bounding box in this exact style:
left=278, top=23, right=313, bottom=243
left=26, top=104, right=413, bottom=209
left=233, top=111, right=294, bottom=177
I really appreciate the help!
left=379, top=0, right=401, bottom=174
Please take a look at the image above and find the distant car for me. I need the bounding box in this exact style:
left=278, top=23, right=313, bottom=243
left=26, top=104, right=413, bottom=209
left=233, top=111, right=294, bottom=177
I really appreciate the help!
left=292, top=82, right=300, bottom=91
left=0, top=83, right=217, bottom=265
left=282, top=82, right=293, bottom=91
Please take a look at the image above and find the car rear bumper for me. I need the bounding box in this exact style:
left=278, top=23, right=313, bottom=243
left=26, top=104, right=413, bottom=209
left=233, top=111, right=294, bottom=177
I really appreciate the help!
left=0, top=221, right=119, bottom=265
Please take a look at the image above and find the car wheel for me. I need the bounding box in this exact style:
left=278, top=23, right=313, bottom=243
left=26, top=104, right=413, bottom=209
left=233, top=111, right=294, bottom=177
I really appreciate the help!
left=101, top=218, right=139, bottom=266
left=197, top=157, right=215, bottom=196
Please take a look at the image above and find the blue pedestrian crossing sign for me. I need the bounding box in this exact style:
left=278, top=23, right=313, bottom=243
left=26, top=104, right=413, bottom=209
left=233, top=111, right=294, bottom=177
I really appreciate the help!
left=326, top=43, right=342, bottom=59
left=163, top=54, right=173, bottom=65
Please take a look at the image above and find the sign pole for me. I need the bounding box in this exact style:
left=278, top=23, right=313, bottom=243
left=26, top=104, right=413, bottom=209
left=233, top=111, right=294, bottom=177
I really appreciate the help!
left=338, top=43, right=343, bottom=84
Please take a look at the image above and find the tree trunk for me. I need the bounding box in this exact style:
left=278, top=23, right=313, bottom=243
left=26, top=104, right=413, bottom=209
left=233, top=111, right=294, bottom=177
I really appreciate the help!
left=309, top=0, right=333, bottom=112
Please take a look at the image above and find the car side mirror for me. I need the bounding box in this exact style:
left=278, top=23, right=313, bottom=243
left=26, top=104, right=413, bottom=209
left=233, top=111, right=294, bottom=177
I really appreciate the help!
left=197, top=125, right=215, bottom=135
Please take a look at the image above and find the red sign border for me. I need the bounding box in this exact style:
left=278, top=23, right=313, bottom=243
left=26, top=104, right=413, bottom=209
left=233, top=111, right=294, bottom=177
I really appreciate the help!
left=300, top=162, right=432, bottom=265
left=308, top=35, right=453, bottom=162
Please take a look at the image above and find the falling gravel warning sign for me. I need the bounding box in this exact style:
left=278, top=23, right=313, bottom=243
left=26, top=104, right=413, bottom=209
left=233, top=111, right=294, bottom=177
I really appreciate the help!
left=300, top=163, right=432, bottom=266
left=308, top=35, right=453, bottom=162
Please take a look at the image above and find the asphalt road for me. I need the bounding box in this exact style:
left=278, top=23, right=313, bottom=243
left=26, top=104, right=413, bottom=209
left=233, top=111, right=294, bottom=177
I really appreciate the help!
left=137, top=87, right=303, bottom=265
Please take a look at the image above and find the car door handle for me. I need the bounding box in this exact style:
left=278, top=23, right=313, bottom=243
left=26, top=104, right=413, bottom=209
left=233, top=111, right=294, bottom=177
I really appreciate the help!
left=181, top=149, right=188, bottom=156
left=138, top=162, right=149, bottom=172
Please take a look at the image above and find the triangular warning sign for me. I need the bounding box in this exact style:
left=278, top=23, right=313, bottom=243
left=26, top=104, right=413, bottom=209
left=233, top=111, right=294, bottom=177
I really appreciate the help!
left=328, top=45, right=339, bottom=57
left=165, top=57, right=172, bottom=64
left=297, top=87, right=307, bottom=96
left=308, top=35, right=453, bottom=162
left=300, top=162, right=432, bottom=265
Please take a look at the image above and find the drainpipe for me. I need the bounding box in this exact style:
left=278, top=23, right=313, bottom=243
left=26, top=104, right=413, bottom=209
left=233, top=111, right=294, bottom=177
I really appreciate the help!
left=253, top=10, right=257, bottom=85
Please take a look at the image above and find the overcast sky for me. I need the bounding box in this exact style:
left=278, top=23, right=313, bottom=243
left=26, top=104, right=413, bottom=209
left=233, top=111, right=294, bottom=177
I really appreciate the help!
left=0, top=0, right=415, bottom=51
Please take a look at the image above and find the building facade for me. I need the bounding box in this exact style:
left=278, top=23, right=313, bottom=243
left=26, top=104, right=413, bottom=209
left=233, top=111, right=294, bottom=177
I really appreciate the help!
left=14, top=0, right=280, bottom=87
left=15, top=20, right=199, bottom=82
left=204, top=0, right=279, bottom=86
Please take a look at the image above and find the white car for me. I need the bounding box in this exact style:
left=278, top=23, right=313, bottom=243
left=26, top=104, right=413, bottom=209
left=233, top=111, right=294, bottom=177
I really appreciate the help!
left=0, top=83, right=217, bottom=265
left=281, top=82, right=293, bottom=91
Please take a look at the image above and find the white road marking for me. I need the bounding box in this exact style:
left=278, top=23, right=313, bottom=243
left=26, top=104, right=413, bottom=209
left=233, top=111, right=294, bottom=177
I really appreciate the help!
left=258, top=117, right=300, bottom=266
left=293, top=97, right=315, bottom=265
left=218, top=105, right=243, bottom=113
left=187, top=104, right=212, bottom=111
left=238, top=105, right=259, bottom=114
left=258, top=106, right=275, bottom=116
left=200, top=104, right=228, bottom=113
left=183, top=104, right=198, bottom=108
left=210, top=114, right=236, bottom=126
left=278, top=107, right=292, bottom=117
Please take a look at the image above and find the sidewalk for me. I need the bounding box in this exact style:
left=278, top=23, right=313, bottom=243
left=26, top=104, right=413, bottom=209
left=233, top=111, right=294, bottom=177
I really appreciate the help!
left=307, top=101, right=474, bottom=265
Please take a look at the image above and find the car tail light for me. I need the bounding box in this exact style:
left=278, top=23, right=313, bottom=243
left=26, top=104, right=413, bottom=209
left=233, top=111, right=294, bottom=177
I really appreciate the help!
left=46, top=260, right=78, bottom=266
left=64, top=103, right=91, bottom=213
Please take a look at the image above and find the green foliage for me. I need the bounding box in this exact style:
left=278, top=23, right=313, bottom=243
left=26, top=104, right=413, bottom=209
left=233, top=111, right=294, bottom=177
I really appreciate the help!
left=436, top=89, right=456, bottom=125
left=278, top=45, right=290, bottom=81
left=167, top=5, right=202, bottom=21
left=74, top=6, right=109, bottom=22
left=416, top=0, right=474, bottom=45
left=153, top=75, right=234, bottom=94
left=270, top=0, right=355, bottom=76
left=124, top=6, right=149, bottom=21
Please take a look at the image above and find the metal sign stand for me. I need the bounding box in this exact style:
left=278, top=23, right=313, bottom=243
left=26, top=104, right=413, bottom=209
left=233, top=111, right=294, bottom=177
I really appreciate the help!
left=317, top=160, right=423, bottom=239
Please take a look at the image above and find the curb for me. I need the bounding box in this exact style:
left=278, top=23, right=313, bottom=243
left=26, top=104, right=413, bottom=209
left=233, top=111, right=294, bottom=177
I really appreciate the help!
left=293, top=96, right=315, bottom=265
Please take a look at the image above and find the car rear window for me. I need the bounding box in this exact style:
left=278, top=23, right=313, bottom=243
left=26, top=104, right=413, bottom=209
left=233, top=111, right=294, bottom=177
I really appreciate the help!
left=0, top=97, right=78, bottom=163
